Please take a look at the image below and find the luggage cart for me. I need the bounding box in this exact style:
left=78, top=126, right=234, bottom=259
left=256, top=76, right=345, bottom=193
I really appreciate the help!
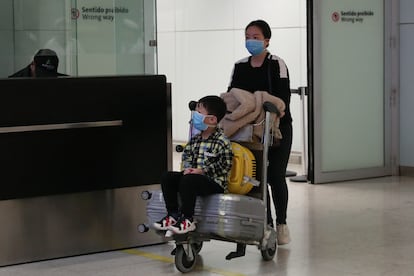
left=139, top=101, right=281, bottom=273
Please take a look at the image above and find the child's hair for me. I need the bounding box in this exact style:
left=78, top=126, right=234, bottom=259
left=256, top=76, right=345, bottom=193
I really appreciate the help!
left=198, top=95, right=227, bottom=122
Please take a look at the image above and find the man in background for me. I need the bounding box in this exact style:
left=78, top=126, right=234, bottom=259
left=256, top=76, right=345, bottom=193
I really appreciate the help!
left=9, top=49, right=67, bottom=78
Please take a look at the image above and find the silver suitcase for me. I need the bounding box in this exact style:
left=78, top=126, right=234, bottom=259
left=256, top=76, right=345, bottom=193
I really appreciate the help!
left=196, top=193, right=265, bottom=241
left=146, top=190, right=265, bottom=242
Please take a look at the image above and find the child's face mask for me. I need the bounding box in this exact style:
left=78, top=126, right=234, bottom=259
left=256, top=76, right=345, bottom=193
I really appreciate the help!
left=191, top=111, right=210, bottom=131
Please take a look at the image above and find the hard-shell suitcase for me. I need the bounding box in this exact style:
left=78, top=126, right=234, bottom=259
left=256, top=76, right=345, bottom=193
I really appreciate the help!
left=196, top=193, right=265, bottom=241
left=146, top=190, right=265, bottom=242
left=145, top=190, right=168, bottom=228
left=147, top=190, right=265, bottom=241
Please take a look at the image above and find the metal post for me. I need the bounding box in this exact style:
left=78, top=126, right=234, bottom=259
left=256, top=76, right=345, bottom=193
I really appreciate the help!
left=290, top=86, right=308, bottom=182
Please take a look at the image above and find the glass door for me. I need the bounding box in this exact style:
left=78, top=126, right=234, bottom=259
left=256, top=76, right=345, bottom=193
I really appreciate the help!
left=308, top=0, right=397, bottom=183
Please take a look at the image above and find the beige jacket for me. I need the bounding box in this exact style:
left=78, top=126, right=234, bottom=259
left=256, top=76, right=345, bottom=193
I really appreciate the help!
left=220, top=88, right=285, bottom=142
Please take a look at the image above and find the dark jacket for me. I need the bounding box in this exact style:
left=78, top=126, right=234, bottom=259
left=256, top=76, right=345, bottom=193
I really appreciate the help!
left=228, top=52, right=292, bottom=126
left=8, top=64, right=67, bottom=78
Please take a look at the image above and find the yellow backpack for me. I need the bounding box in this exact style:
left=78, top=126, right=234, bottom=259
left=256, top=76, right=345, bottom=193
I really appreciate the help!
left=227, top=142, right=257, bottom=195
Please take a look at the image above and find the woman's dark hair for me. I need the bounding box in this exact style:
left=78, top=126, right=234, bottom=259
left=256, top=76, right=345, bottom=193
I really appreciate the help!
left=198, top=95, right=227, bottom=122
left=245, top=19, right=272, bottom=39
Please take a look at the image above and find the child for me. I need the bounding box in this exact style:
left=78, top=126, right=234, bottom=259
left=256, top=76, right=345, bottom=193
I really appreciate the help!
left=153, top=95, right=233, bottom=234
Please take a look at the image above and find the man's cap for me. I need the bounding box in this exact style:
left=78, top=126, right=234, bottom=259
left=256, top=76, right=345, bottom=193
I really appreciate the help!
left=33, top=49, right=59, bottom=74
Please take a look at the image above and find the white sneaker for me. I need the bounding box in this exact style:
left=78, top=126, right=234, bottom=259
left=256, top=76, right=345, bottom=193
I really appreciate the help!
left=277, top=224, right=291, bottom=245
left=153, top=215, right=177, bottom=231
left=164, top=230, right=174, bottom=238
left=169, top=217, right=196, bottom=234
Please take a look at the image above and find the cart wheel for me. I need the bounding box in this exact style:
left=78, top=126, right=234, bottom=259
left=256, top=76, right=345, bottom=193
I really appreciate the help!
left=260, top=240, right=277, bottom=261
left=175, top=244, right=197, bottom=273
left=172, top=242, right=202, bottom=255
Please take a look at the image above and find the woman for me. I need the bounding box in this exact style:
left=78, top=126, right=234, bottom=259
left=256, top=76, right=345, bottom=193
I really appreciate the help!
left=228, top=19, right=292, bottom=245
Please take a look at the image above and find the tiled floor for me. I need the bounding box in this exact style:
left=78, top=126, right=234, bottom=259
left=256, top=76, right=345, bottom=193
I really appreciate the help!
left=1, top=161, right=414, bottom=275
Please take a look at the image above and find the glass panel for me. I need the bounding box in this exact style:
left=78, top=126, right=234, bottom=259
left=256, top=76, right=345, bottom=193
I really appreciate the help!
left=71, top=0, right=147, bottom=76
left=2, top=0, right=156, bottom=78
left=319, top=0, right=384, bottom=171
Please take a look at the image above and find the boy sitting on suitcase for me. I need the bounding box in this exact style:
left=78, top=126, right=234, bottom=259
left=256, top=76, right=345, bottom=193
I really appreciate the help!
left=153, top=95, right=233, bottom=234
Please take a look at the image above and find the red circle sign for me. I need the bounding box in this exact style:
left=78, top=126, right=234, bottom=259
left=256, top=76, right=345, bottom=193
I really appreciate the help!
left=332, top=12, right=340, bottom=22
left=71, top=8, right=80, bottom=20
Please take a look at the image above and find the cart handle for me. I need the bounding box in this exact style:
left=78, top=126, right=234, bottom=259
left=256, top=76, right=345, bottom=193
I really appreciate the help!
left=262, top=101, right=281, bottom=117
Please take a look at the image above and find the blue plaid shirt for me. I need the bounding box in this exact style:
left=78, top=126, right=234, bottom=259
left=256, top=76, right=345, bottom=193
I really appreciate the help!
left=182, top=127, right=233, bottom=191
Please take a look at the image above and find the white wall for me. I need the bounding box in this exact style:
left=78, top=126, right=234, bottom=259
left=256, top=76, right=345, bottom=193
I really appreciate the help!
left=400, top=0, right=414, bottom=167
left=156, top=0, right=307, bottom=153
